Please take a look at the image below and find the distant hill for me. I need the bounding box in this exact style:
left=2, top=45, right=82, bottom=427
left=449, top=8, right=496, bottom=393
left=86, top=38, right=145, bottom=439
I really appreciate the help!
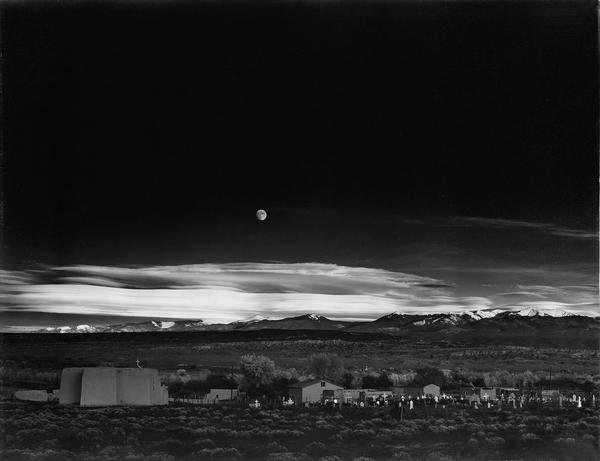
left=34, top=309, right=599, bottom=347
left=345, top=310, right=599, bottom=346
left=235, top=314, right=354, bottom=331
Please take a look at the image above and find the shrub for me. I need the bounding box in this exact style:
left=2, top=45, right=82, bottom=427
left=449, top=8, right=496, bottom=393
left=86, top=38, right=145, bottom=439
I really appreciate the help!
left=267, top=453, right=312, bottom=461
left=520, top=433, right=541, bottom=443
left=192, top=439, right=216, bottom=450
left=486, top=436, right=505, bottom=446
left=465, top=438, right=479, bottom=451
left=305, top=442, right=326, bottom=456
left=194, top=447, right=241, bottom=460
left=267, top=442, right=288, bottom=453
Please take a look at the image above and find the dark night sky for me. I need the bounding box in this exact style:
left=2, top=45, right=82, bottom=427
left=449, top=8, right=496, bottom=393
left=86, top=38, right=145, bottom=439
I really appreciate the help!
left=2, top=0, right=597, bottom=267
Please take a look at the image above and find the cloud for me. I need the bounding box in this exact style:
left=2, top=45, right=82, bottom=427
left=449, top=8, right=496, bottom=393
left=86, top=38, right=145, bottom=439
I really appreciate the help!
left=0, top=263, right=486, bottom=322
left=489, top=283, right=599, bottom=316
left=1, top=262, right=597, bottom=324
left=448, top=217, right=597, bottom=240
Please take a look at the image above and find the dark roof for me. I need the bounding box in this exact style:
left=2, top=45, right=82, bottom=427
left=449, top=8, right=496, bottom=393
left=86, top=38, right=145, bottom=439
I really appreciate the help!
left=288, top=378, right=342, bottom=389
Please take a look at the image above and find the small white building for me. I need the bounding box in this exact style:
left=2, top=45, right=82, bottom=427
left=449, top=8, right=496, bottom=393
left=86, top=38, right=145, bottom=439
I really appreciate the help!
left=204, top=388, right=239, bottom=403
left=288, top=379, right=343, bottom=404
left=14, top=390, right=50, bottom=402
left=59, top=367, right=168, bottom=406
left=423, top=384, right=441, bottom=397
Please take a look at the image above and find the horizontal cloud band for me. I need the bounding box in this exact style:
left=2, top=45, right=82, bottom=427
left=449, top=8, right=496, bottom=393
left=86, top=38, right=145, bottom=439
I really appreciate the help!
left=1, top=263, right=598, bottom=324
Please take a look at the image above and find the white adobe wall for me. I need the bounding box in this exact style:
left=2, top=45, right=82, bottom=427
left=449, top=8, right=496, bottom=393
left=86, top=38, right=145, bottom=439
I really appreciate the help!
left=117, top=369, right=152, bottom=405
left=15, top=390, right=48, bottom=402
left=81, top=368, right=118, bottom=406
left=61, top=367, right=168, bottom=406
left=59, top=368, right=83, bottom=404
left=148, top=370, right=168, bottom=405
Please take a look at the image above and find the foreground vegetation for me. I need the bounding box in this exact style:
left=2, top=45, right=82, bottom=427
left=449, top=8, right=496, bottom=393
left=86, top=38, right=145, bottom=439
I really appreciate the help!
left=0, top=402, right=598, bottom=461
left=1, top=332, right=597, bottom=374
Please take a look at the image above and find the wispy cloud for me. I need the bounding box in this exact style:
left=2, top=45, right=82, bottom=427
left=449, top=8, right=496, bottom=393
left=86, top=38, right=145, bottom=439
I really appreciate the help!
left=449, top=217, right=597, bottom=240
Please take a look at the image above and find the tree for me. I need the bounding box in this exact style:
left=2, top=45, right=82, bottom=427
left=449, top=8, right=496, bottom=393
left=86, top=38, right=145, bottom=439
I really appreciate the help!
left=361, top=373, right=393, bottom=389
left=204, top=373, right=237, bottom=390
left=343, top=372, right=355, bottom=389
left=411, top=367, right=447, bottom=387
left=307, top=353, right=343, bottom=381
left=239, top=354, right=275, bottom=389
left=582, top=380, right=597, bottom=394
left=376, top=374, right=393, bottom=388
left=472, top=377, right=485, bottom=387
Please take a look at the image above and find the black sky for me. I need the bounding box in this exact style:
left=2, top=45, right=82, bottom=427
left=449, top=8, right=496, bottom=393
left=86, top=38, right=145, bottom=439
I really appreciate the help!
left=1, top=0, right=597, bottom=267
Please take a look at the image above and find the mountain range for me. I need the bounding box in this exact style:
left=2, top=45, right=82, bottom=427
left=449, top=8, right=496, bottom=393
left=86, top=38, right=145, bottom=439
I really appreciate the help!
left=37, top=308, right=598, bottom=334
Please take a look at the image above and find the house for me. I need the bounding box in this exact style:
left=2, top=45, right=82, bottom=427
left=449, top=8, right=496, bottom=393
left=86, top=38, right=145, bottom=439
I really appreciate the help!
left=423, top=384, right=441, bottom=397
left=329, top=388, right=390, bottom=404
left=288, top=379, right=343, bottom=404
left=479, top=387, right=496, bottom=401
left=333, top=388, right=362, bottom=403
left=204, top=388, right=239, bottom=403
left=59, top=367, right=168, bottom=406
left=496, top=387, right=520, bottom=396
left=459, top=386, right=496, bottom=401
left=393, top=387, right=425, bottom=398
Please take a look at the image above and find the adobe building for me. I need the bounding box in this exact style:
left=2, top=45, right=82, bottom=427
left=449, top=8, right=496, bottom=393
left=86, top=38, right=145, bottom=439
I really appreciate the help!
left=423, top=384, right=441, bottom=397
left=59, top=367, right=168, bottom=406
left=288, top=379, right=343, bottom=404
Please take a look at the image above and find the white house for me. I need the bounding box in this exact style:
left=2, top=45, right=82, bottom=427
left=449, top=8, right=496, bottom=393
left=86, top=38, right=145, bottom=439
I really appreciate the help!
left=288, top=379, right=343, bottom=404
left=204, top=388, right=239, bottom=403
left=423, top=384, right=441, bottom=397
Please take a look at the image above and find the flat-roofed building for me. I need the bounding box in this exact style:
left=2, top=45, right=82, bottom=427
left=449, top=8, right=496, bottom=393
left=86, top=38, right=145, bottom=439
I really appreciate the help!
left=59, top=367, right=168, bottom=406
left=204, top=388, right=239, bottom=403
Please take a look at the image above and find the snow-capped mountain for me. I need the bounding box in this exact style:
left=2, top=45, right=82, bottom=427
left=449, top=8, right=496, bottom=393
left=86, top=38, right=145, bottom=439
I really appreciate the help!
left=235, top=314, right=353, bottom=331
left=507, top=307, right=572, bottom=317
left=32, top=308, right=597, bottom=333
left=151, top=321, right=176, bottom=329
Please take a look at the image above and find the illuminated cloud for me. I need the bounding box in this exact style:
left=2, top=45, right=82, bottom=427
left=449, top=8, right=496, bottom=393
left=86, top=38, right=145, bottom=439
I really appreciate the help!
left=1, top=262, right=597, bottom=324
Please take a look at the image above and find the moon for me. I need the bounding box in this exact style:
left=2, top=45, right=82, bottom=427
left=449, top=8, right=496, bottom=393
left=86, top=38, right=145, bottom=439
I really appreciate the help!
left=256, top=209, right=267, bottom=221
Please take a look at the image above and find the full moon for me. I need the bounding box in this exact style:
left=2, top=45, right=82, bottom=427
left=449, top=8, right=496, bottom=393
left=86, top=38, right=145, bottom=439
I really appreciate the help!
left=256, top=209, right=267, bottom=221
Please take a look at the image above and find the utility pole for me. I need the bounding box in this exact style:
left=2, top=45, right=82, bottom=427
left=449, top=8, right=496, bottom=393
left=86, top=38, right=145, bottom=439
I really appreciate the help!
left=230, top=365, right=234, bottom=402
